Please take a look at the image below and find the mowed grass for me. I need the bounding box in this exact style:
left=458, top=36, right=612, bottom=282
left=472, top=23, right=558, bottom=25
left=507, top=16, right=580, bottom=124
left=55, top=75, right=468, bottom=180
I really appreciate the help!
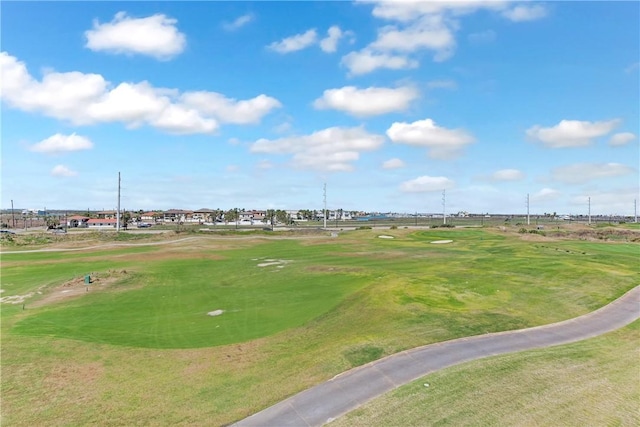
left=1, top=227, right=638, bottom=425
left=334, top=320, right=640, bottom=427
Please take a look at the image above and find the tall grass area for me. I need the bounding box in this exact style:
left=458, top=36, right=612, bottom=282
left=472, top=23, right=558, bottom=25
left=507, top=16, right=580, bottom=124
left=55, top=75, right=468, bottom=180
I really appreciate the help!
left=334, top=320, right=640, bottom=427
left=1, top=227, right=638, bottom=425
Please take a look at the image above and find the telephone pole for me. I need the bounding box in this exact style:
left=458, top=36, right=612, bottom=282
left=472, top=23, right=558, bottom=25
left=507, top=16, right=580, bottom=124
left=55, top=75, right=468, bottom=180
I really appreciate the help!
left=11, top=199, right=16, bottom=228
left=323, top=183, right=327, bottom=229
left=442, top=189, right=446, bottom=225
left=116, top=172, right=121, bottom=232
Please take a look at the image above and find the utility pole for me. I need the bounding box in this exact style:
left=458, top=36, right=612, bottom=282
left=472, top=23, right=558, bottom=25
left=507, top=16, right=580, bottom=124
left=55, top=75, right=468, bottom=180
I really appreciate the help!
left=11, top=199, right=15, bottom=228
left=442, top=189, right=446, bottom=225
left=526, top=193, right=530, bottom=226
left=588, top=196, right=591, bottom=225
left=116, top=172, right=121, bottom=232
left=323, top=183, right=327, bottom=229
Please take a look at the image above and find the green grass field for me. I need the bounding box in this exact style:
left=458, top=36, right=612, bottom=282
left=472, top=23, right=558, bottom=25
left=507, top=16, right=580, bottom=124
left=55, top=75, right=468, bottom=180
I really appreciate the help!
left=1, top=226, right=638, bottom=425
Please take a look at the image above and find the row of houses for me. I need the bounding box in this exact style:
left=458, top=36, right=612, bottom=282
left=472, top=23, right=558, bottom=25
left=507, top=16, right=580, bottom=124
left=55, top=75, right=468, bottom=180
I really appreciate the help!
left=64, top=209, right=358, bottom=229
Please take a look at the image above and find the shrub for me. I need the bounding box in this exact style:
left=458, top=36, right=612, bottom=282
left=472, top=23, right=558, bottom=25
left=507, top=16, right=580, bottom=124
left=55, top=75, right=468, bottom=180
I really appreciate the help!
left=390, top=225, right=398, bottom=230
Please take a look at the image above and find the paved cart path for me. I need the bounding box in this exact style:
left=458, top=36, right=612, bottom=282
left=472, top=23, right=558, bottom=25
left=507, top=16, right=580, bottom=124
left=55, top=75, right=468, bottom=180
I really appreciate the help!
left=233, top=286, right=640, bottom=427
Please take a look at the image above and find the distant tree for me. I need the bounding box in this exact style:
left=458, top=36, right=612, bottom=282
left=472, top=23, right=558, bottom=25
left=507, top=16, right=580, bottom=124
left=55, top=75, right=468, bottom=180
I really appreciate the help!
left=275, top=209, right=291, bottom=225
left=225, top=209, right=240, bottom=224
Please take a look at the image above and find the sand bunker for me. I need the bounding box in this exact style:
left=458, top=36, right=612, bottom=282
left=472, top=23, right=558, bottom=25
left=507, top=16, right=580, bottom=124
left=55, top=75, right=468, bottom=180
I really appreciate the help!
left=378, top=235, right=394, bottom=239
left=431, top=240, right=453, bottom=244
left=207, top=309, right=224, bottom=316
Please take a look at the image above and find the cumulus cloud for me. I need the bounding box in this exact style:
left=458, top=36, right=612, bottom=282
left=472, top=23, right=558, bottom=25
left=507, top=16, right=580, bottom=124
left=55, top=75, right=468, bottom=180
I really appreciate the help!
left=341, top=49, right=418, bottom=75
left=382, top=158, right=405, bottom=169
left=609, top=132, right=636, bottom=146
left=85, top=12, right=186, bottom=60
left=387, top=118, right=474, bottom=159
left=30, top=133, right=94, bottom=154
left=320, top=26, right=350, bottom=53
left=313, top=85, right=418, bottom=117
left=345, top=1, right=546, bottom=75
left=0, top=52, right=280, bottom=134
left=180, top=92, right=281, bottom=124
left=531, top=187, right=560, bottom=201
left=370, top=15, right=455, bottom=55
left=551, top=163, right=635, bottom=184
left=491, top=169, right=524, bottom=181
left=267, top=29, right=318, bottom=53
left=223, top=14, right=254, bottom=31
left=51, top=164, right=78, bottom=177
left=400, top=175, right=455, bottom=193
left=501, top=4, right=547, bottom=22
left=526, top=119, right=621, bottom=148
left=250, top=126, right=384, bottom=172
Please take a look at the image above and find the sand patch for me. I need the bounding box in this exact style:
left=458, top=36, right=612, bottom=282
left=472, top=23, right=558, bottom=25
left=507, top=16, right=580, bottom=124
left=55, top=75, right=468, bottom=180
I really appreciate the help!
left=431, top=240, right=453, bottom=244
left=0, top=292, right=34, bottom=304
left=256, top=259, right=291, bottom=268
left=26, top=270, right=132, bottom=308
left=207, top=309, right=224, bottom=316
left=378, top=235, right=394, bottom=239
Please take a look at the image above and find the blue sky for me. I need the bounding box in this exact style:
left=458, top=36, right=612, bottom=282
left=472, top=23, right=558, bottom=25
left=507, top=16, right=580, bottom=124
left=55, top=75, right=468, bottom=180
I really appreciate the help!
left=1, top=1, right=638, bottom=215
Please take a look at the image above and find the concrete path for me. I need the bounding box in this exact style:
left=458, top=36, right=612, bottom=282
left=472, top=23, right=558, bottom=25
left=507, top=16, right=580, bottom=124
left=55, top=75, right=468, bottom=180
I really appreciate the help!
left=233, top=286, right=640, bottom=427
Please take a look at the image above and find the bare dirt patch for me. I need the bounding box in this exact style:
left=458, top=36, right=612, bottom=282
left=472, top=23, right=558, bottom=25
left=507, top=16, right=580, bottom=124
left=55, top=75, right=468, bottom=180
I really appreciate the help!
left=27, top=270, right=133, bottom=308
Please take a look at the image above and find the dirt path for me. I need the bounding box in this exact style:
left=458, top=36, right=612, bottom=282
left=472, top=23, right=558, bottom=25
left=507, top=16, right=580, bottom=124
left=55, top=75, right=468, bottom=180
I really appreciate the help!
left=232, top=286, right=640, bottom=427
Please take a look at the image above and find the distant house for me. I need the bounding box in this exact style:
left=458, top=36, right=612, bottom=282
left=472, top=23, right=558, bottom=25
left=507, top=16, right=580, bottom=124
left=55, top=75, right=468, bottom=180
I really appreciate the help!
left=96, top=210, right=117, bottom=220
left=140, top=211, right=160, bottom=223
left=193, top=209, right=216, bottom=223
left=67, top=215, right=90, bottom=228
left=163, top=209, right=192, bottom=223
left=87, top=218, right=117, bottom=228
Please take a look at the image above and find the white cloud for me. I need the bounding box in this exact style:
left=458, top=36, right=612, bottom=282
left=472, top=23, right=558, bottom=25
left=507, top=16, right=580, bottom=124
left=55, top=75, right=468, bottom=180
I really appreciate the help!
left=531, top=187, right=561, bottom=201
left=250, top=126, right=384, bottom=172
left=51, top=164, right=78, bottom=177
left=256, top=160, right=274, bottom=170
left=267, top=29, right=318, bottom=53
left=491, top=169, right=525, bottom=181
left=0, top=52, right=280, bottom=134
left=223, top=14, right=254, bottom=31
left=366, top=1, right=508, bottom=22
left=569, top=187, right=640, bottom=215
left=387, top=118, right=475, bottom=159
left=526, top=119, right=621, bottom=148
left=341, top=49, right=418, bottom=75
left=426, top=79, right=457, bottom=90
left=625, top=62, right=640, bottom=73
left=609, top=132, right=636, bottom=146
left=320, top=26, right=347, bottom=53
left=468, top=29, right=496, bottom=44
left=180, top=92, right=281, bottom=124
left=382, top=158, right=405, bottom=169
left=501, top=4, right=547, bottom=22
left=551, top=163, right=635, bottom=184
left=85, top=12, right=186, bottom=60
left=30, top=133, right=94, bottom=154
left=348, top=1, right=546, bottom=75
left=313, top=85, right=418, bottom=117
left=370, top=15, right=456, bottom=61
left=400, top=175, right=455, bottom=193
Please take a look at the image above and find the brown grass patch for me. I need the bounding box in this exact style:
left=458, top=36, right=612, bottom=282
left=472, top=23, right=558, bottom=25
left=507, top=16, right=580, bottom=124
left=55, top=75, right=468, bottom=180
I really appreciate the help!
left=28, top=270, right=134, bottom=308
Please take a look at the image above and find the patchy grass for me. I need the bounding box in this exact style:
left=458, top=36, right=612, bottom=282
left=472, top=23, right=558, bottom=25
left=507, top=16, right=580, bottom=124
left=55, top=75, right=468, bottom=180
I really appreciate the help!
left=334, top=320, right=640, bottom=427
left=1, top=228, right=638, bottom=426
